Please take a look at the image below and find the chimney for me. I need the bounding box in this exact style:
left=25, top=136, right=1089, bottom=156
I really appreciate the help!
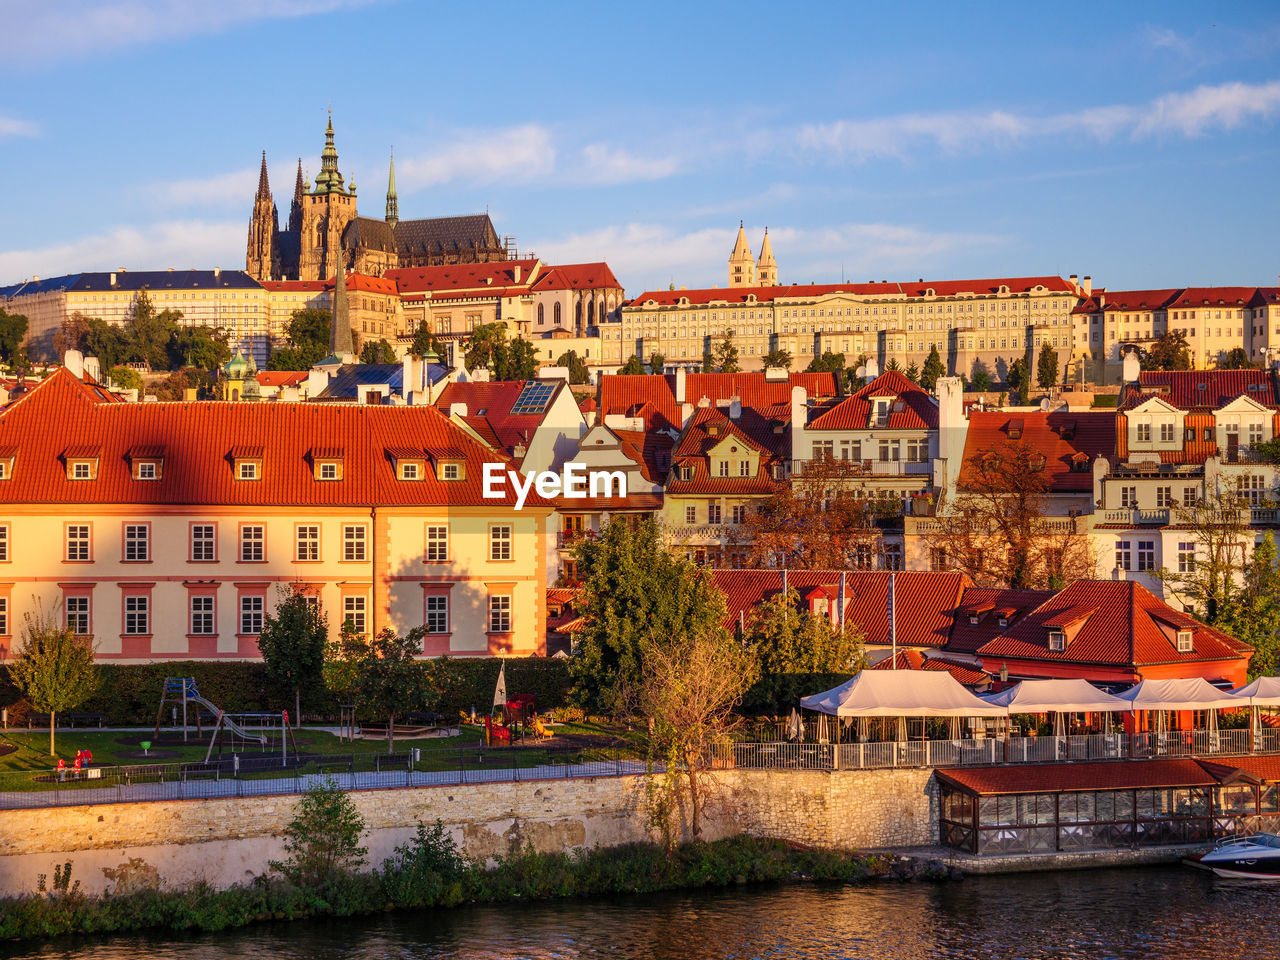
left=1112, top=566, right=1126, bottom=581
left=790, top=385, right=807, bottom=460
left=728, top=396, right=742, bottom=420
left=213, top=267, right=221, bottom=280
left=110, top=273, right=117, bottom=288
left=675, top=366, right=687, bottom=403
left=1122, top=349, right=1141, bottom=385
left=450, top=402, right=468, bottom=419
left=513, top=264, right=521, bottom=283
left=63, top=349, right=84, bottom=379
left=83, top=356, right=101, bottom=381
left=1069, top=274, right=1078, bottom=294
left=1082, top=276, right=1092, bottom=296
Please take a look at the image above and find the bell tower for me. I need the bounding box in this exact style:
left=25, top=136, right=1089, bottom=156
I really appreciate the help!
left=299, top=110, right=359, bottom=281
left=756, top=228, right=777, bottom=286
left=728, top=220, right=756, bottom=287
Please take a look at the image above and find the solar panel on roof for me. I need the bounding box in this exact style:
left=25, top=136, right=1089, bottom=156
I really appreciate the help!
left=511, top=381, right=555, bottom=414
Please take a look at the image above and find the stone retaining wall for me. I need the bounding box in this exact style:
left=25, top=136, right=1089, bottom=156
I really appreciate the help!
left=0, top=768, right=937, bottom=896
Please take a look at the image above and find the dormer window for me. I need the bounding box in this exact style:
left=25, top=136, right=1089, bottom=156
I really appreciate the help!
left=138, top=462, right=157, bottom=480
left=128, top=446, right=164, bottom=481
left=320, top=463, right=337, bottom=480
left=231, top=446, right=263, bottom=481
left=401, top=462, right=420, bottom=480
left=64, top=446, right=101, bottom=481
left=1177, top=629, right=1194, bottom=653
left=310, top=447, right=344, bottom=481
left=969, top=614, right=980, bottom=625
left=73, top=462, right=91, bottom=479
left=438, top=461, right=464, bottom=481
left=0, top=446, right=13, bottom=480
left=1048, top=630, right=1066, bottom=652
left=678, top=464, right=692, bottom=481
left=998, top=617, right=1009, bottom=628
left=238, top=462, right=258, bottom=481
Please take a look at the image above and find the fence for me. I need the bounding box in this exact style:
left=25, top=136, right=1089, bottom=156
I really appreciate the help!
left=0, top=743, right=646, bottom=811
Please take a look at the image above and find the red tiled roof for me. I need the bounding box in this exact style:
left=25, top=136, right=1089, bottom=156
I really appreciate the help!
left=711, top=570, right=970, bottom=649
left=386, top=259, right=540, bottom=296
left=1251, top=288, right=1280, bottom=307
left=261, top=280, right=328, bottom=292
left=327, top=272, right=398, bottom=296
left=1169, top=286, right=1260, bottom=308
left=1119, top=370, right=1280, bottom=412
left=958, top=410, right=1115, bottom=493
left=0, top=368, right=544, bottom=508
left=896, top=276, right=1074, bottom=298
left=869, top=649, right=991, bottom=686
left=531, top=262, right=621, bottom=292
left=254, top=371, right=309, bottom=388
left=667, top=406, right=787, bottom=495
left=975, top=579, right=1252, bottom=670
left=612, top=428, right=673, bottom=484
left=436, top=380, right=567, bottom=460
left=936, top=758, right=1225, bottom=796
left=599, top=371, right=840, bottom=432
left=628, top=276, right=1073, bottom=307
left=1093, top=289, right=1181, bottom=312
left=807, top=370, right=937, bottom=430
left=945, top=587, right=1052, bottom=655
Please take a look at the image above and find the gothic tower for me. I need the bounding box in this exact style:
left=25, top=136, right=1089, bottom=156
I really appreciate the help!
left=245, top=151, right=280, bottom=281
left=385, top=149, right=399, bottom=229
left=287, top=158, right=305, bottom=234
left=299, top=111, right=359, bottom=282
left=728, top=220, right=756, bottom=287
left=756, top=228, right=777, bottom=286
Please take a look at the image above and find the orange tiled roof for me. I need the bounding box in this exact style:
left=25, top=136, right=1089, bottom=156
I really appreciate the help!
left=599, top=371, right=840, bottom=433
left=807, top=370, right=937, bottom=430
left=936, top=758, right=1226, bottom=796
left=868, top=649, right=991, bottom=686
left=387, top=259, right=540, bottom=296
left=531, top=262, right=621, bottom=292
left=1119, top=370, right=1280, bottom=412
left=958, top=410, right=1115, bottom=494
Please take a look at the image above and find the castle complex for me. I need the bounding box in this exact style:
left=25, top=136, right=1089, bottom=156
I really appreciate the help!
left=245, top=113, right=511, bottom=282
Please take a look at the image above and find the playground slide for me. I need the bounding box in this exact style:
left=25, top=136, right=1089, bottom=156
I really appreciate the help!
left=187, top=693, right=268, bottom=746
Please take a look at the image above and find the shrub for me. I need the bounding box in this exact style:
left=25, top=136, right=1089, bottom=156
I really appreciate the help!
left=379, top=820, right=469, bottom=908
left=269, top=778, right=367, bottom=890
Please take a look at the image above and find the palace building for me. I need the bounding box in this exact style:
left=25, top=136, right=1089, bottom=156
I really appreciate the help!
left=246, top=113, right=512, bottom=283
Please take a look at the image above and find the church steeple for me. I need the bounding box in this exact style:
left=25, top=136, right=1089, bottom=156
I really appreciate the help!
left=385, top=148, right=399, bottom=229
left=246, top=150, right=280, bottom=282
left=756, top=227, right=777, bottom=287
left=728, top=220, right=756, bottom=287
left=312, top=109, right=348, bottom=195
left=330, top=266, right=354, bottom=357
left=255, top=150, right=271, bottom=201
left=287, top=158, right=305, bottom=233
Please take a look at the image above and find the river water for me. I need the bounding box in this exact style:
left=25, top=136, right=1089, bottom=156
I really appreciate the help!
left=1, top=866, right=1274, bottom=959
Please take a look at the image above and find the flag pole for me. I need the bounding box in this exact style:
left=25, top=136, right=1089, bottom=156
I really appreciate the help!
left=890, top=572, right=897, bottom=669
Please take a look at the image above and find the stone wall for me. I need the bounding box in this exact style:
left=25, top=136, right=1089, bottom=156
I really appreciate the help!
left=0, top=768, right=937, bottom=897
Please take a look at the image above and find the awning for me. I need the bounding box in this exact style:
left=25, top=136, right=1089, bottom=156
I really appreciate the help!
left=800, top=670, right=1006, bottom=718
left=1229, top=676, right=1280, bottom=707
left=1113, top=677, right=1244, bottom=711
left=982, top=679, right=1131, bottom=713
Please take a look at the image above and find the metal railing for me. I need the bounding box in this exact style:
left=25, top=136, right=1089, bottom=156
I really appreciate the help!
left=0, top=743, right=646, bottom=811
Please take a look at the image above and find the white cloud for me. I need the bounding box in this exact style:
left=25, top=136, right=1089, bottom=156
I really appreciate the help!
left=1145, top=25, right=1194, bottom=57
left=798, top=79, right=1280, bottom=160
left=146, top=168, right=257, bottom=210
left=0, top=220, right=244, bottom=283
left=2, top=0, right=376, bottom=66
left=575, top=144, right=681, bottom=184
left=0, top=113, right=38, bottom=137
left=531, top=221, right=1001, bottom=295
left=396, top=125, right=556, bottom=188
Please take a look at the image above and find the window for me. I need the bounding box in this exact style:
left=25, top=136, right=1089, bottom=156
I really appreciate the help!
left=342, top=525, right=366, bottom=561
left=1249, top=423, right=1264, bottom=446
left=1204, top=427, right=1213, bottom=442
left=1120, top=486, right=1137, bottom=509
left=296, top=525, right=320, bottom=561
left=488, top=595, right=512, bottom=633
left=1116, top=540, right=1131, bottom=571
left=1156, top=486, right=1172, bottom=508
left=1160, top=422, right=1175, bottom=442
left=72, top=462, right=92, bottom=480
left=1177, top=630, right=1194, bottom=653
left=884, top=543, right=903, bottom=571
left=1242, top=475, right=1266, bottom=507
left=425, top=525, right=449, bottom=562
left=708, top=502, right=722, bottom=524
left=124, top=596, right=149, bottom=635
left=319, top=462, right=338, bottom=480
left=1048, top=630, right=1065, bottom=652
left=1183, top=486, right=1198, bottom=507
left=731, top=505, right=747, bottom=524
left=190, top=596, right=214, bottom=635
left=489, top=525, right=512, bottom=561
left=240, top=525, right=264, bottom=562
left=685, top=505, right=697, bottom=524
left=813, top=440, right=834, bottom=459
left=879, top=440, right=899, bottom=462
left=66, top=524, right=90, bottom=561
left=1178, top=541, right=1196, bottom=573
left=401, top=462, right=420, bottom=480
left=191, top=524, right=216, bottom=561
left=66, top=596, right=90, bottom=634
left=0, top=524, right=7, bottom=562
left=1136, top=422, right=1151, bottom=442
left=425, top=595, right=448, bottom=633
left=124, top=524, right=149, bottom=561
left=137, top=462, right=157, bottom=480
left=929, top=547, right=947, bottom=571
left=717, top=460, right=730, bottom=478
left=441, top=463, right=461, bottom=481
left=1138, top=540, right=1155, bottom=571
left=238, top=462, right=258, bottom=480
left=240, top=595, right=265, bottom=635
left=342, top=596, right=366, bottom=634
left=678, top=465, right=692, bottom=481
left=738, top=460, right=751, bottom=477
left=906, top=439, right=928, bottom=462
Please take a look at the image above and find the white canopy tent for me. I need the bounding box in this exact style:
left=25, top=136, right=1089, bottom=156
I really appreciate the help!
left=1112, top=678, right=1243, bottom=711
left=800, top=670, right=1006, bottom=718
left=1229, top=676, right=1280, bottom=707
left=982, top=679, right=1131, bottom=713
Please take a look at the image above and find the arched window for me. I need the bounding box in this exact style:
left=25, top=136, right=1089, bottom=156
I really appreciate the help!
left=587, top=299, right=595, bottom=326
left=537, top=303, right=544, bottom=325
left=553, top=302, right=562, bottom=327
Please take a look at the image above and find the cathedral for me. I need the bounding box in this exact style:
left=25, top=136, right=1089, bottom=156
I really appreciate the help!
left=246, top=113, right=512, bottom=282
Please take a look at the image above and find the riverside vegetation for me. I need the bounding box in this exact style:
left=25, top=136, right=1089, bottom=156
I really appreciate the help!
left=0, top=778, right=928, bottom=941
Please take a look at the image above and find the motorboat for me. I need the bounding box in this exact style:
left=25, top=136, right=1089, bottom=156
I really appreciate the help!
left=1200, top=833, right=1280, bottom=879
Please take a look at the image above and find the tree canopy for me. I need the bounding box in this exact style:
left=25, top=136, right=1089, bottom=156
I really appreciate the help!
left=1036, top=343, right=1059, bottom=390
left=1141, top=332, right=1192, bottom=371
left=556, top=349, right=590, bottom=384
left=464, top=323, right=538, bottom=380
left=806, top=351, right=845, bottom=375
left=1007, top=356, right=1030, bottom=403
left=920, top=346, right=946, bottom=390
left=647, top=352, right=665, bottom=374
left=619, top=355, right=646, bottom=375
left=762, top=348, right=793, bottom=370
left=712, top=330, right=740, bottom=373
left=268, top=309, right=331, bottom=370
left=0, top=308, right=29, bottom=364
left=7, top=609, right=99, bottom=755
left=258, top=587, right=330, bottom=726
left=359, top=338, right=396, bottom=364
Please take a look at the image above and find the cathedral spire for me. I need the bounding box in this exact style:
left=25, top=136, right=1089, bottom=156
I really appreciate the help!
left=756, top=227, right=777, bottom=287
left=313, top=109, right=346, bottom=195
left=385, top=148, right=399, bottom=229
left=330, top=265, right=354, bottom=357
left=728, top=220, right=756, bottom=287
left=288, top=158, right=305, bottom=234
left=256, top=151, right=272, bottom=201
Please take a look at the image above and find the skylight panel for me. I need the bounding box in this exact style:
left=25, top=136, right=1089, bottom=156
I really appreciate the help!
left=512, top=381, right=555, bottom=414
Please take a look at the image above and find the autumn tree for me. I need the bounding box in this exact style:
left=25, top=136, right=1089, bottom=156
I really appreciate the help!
left=762, top=348, right=793, bottom=369
left=1037, top=342, right=1059, bottom=390
left=54, top=312, right=92, bottom=359
left=1141, top=332, right=1192, bottom=371
left=920, top=346, right=946, bottom=390
left=926, top=441, right=1095, bottom=589
left=743, top=455, right=889, bottom=569
left=6, top=609, right=99, bottom=756
left=1220, top=533, right=1280, bottom=679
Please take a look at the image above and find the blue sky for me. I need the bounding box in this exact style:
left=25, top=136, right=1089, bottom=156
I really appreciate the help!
left=3, top=0, right=1280, bottom=296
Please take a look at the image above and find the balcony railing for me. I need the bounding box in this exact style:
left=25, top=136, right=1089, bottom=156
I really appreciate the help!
left=666, top=523, right=739, bottom=542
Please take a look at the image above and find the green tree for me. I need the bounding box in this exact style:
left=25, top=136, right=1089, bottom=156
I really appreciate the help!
left=905, top=360, right=920, bottom=383
left=1219, top=533, right=1280, bottom=679
left=83, top=318, right=130, bottom=370
left=359, top=338, right=396, bottom=364
left=504, top=336, right=540, bottom=380
left=267, top=346, right=305, bottom=371
left=7, top=609, right=99, bottom=755
left=570, top=517, right=728, bottom=715
left=806, top=351, right=845, bottom=374
left=0, top=307, right=29, bottom=363
left=920, top=345, right=946, bottom=390
left=1222, top=346, right=1255, bottom=370
left=1141, top=332, right=1192, bottom=371
left=170, top=324, right=230, bottom=371
left=409, top=320, right=445, bottom=360
left=270, top=777, right=367, bottom=889
left=360, top=626, right=432, bottom=753
left=1157, top=483, right=1258, bottom=624
left=970, top=359, right=993, bottom=392
left=884, top=357, right=901, bottom=372
left=647, top=352, right=665, bottom=374
left=322, top=620, right=367, bottom=733
left=619, top=355, right=646, bottom=375
left=762, top=348, right=793, bottom=370
left=127, top=288, right=180, bottom=369
left=464, top=323, right=538, bottom=379
left=1036, top=342, right=1059, bottom=390
left=713, top=330, right=740, bottom=372
left=745, top=588, right=865, bottom=676
left=556, top=349, right=590, bottom=384
left=258, top=587, right=329, bottom=728
left=1007, top=356, right=1030, bottom=403
left=275, top=308, right=331, bottom=369
left=700, top=344, right=714, bottom=372
left=107, top=366, right=143, bottom=393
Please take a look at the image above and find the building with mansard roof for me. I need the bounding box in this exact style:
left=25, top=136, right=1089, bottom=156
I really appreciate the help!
left=246, top=113, right=512, bottom=283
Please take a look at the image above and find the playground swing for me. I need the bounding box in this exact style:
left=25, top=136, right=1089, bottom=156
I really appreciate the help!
left=154, top=678, right=298, bottom=763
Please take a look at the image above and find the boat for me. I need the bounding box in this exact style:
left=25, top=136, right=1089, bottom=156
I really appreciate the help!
left=1200, top=833, right=1280, bottom=879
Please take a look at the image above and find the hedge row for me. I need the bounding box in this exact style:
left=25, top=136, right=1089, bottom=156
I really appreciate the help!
left=0, top=658, right=572, bottom=727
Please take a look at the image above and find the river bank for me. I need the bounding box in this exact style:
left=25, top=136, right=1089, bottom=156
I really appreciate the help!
left=0, top=834, right=951, bottom=941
